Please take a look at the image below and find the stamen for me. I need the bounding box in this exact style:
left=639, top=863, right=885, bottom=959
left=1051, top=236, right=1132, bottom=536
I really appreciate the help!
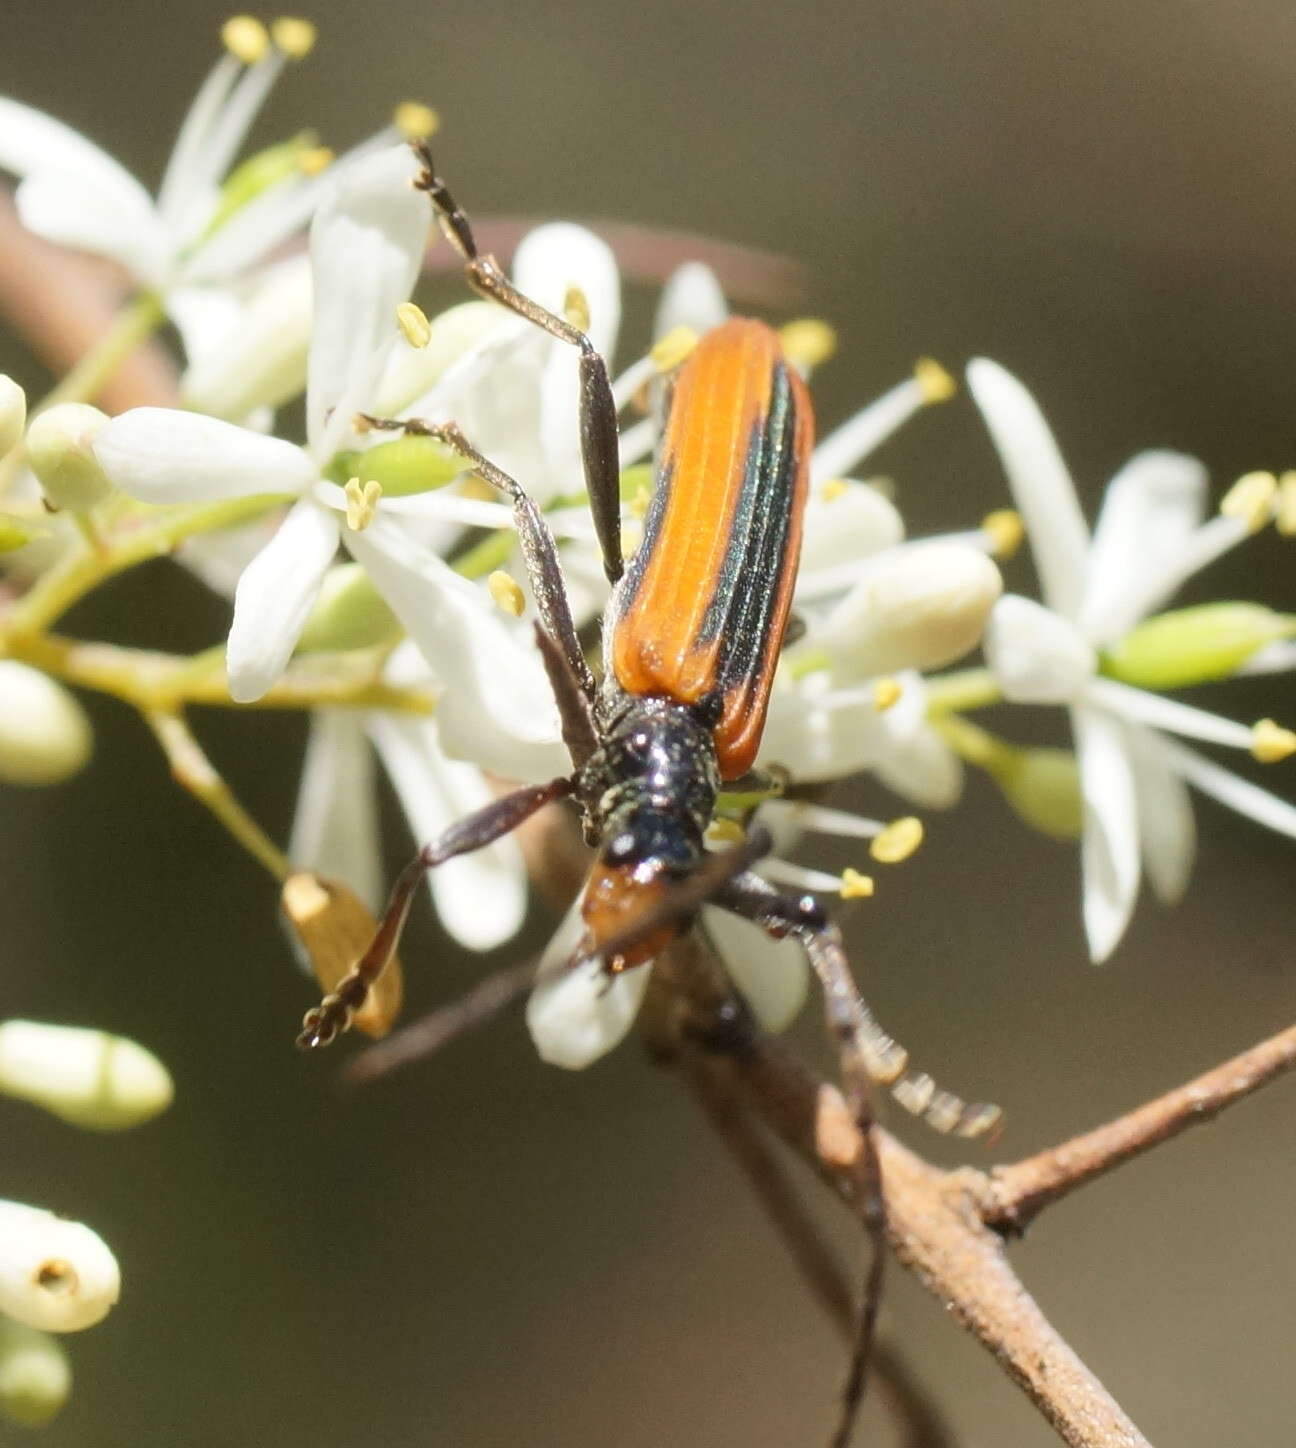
left=651, top=325, right=699, bottom=373
left=760, top=799, right=886, bottom=839
left=627, top=479, right=653, bottom=520
left=297, top=144, right=333, bottom=175
left=487, top=570, right=525, bottom=618
left=1251, top=718, right=1296, bottom=764
left=870, top=816, right=924, bottom=864
left=872, top=676, right=902, bottom=712
left=839, top=868, right=876, bottom=899
left=1277, top=471, right=1296, bottom=537
left=271, top=17, right=317, bottom=57
left=394, top=101, right=439, bottom=141
left=914, top=357, right=956, bottom=403
left=779, top=319, right=837, bottom=370
left=396, top=301, right=432, bottom=349
left=221, top=15, right=270, bottom=64
left=706, top=818, right=746, bottom=846
left=344, top=477, right=382, bottom=531
left=758, top=859, right=845, bottom=894
left=562, top=285, right=590, bottom=332
left=1220, top=471, right=1277, bottom=533
left=818, top=478, right=850, bottom=503
left=982, top=507, right=1024, bottom=559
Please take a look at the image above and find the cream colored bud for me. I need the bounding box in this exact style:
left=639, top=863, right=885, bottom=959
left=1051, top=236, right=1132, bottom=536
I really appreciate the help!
left=0, top=375, right=26, bottom=457
left=281, top=873, right=403, bottom=1038
left=0, top=1202, right=120, bottom=1333
left=0, top=1021, right=172, bottom=1130
left=823, top=541, right=1003, bottom=680
left=26, top=404, right=112, bottom=510
left=0, top=1320, right=71, bottom=1426
left=0, top=662, right=92, bottom=786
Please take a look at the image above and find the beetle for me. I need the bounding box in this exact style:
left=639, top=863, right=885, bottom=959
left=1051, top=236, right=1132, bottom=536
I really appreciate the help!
left=296, top=141, right=999, bottom=1143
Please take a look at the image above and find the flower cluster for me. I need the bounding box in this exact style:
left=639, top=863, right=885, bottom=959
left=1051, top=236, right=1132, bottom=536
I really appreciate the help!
left=1, top=15, right=1295, bottom=1334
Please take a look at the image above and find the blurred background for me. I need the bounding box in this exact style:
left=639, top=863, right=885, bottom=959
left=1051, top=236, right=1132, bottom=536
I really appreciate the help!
left=3, top=1, right=1296, bottom=1443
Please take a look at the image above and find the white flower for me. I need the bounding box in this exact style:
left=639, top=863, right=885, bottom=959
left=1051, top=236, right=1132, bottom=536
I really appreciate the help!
left=968, top=357, right=1296, bottom=961
left=0, top=1203, right=119, bottom=1333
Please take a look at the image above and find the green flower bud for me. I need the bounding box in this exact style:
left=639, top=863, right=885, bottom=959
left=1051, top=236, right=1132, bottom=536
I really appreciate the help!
left=0, top=1021, right=173, bottom=1130
left=0, top=375, right=26, bottom=458
left=26, top=404, right=112, bottom=510
left=0, top=663, right=93, bottom=785
left=204, top=132, right=321, bottom=238
left=0, top=1321, right=71, bottom=1427
left=296, top=564, right=403, bottom=652
left=0, top=513, right=44, bottom=553
left=327, top=434, right=464, bottom=497
left=1101, top=602, right=1296, bottom=690
left=989, top=746, right=1084, bottom=841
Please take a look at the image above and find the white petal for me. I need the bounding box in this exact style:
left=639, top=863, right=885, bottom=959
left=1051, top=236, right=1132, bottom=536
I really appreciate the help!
left=367, top=714, right=527, bottom=952
left=289, top=711, right=383, bottom=911
left=1086, top=677, right=1253, bottom=750
left=94, top=408, right=316, bottom=503
left=871, top=722, right=965, bottom=809
left=227, top=500, right=339, bottom=701
left=983, top=594, right=1096, bottom=703
left=527, top=904, right=650, bottom=1070
left=513, top=223, right=621, bottom=360
left=811, top=378, right=929, bottom=485
left=180, top=54, right=286, bottom=235
left=1159, top=738, right=1296, bottom=840
left=1081, top=450, right=1208, bottom=643
left=794, top=481, right=905, bottom=601
left=371, top=299, right=509, bottom=419
left=965, top=358, right=1090, bottom=619
left=179, top=513, right=283, bottom=600
left=703, top=905, right=808, bottom=1032
left=307, top=146, right=429, bottom=455
left=1239, top=640, right=1296, bottom=676
left=654, top=262, right=728, bottom=336
left=167, top=284, right=245, bottom=368
left=156, top=53, right=242, bottom=230
left=1124, top=722, right=1195, bottom=906
left=1073, top=705, right=1141, bottom=963
left=342, top=516, right=569, bottom=780
left=14, top=168, right=167, bottom=285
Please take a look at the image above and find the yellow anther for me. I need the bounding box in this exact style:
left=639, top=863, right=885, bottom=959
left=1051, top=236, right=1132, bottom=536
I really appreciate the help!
left=221, top=15, right=270, bottom=63
left=982, top=507, right=1024, bottom=560
left=914, top=357, right=957, bottom=404
left=706, top=818, right=746, bottom=846
left=394, top=101, right=439, bottom=141
left=627, top=480, right=653, bottom=520
left=395, top=301, right=432, bottom=349
left=650, top=325, right=699, bottom=374
left=344, top=477, right=382, bottom=532
left=297, top=145, right=333, bottom=176
left=872, top=676, right=903, bottom=712
left=487, top=570, right=525, bottom=617
left=839, top=868, right=875, bottom=900
left=1276, top=471, right=1296, bottom=537
left=819, top=478, right=850, bottom=504
left=870, top=815, right=924, bottom=864
left=1252, top=718, right=1296, bottom=764
left=271, top=16, right=316, bottom=57
left=779, top=318, right=837, bottom=370
left=1221, top=471, right=1277, bottom=533
left=561, top=285, right=590, bottom=333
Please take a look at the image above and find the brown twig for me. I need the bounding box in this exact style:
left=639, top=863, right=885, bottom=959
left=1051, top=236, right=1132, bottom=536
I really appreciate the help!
left=984, top=1019, right=1296, bottom=1231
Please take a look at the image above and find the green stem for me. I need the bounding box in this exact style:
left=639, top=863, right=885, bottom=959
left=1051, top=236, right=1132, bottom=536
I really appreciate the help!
left=924, top=667, right=1001, bottom=717
left=39, top=292, right=166, bottom=413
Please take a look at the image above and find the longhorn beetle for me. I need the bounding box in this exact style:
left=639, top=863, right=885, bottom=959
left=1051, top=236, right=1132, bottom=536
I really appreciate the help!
left=297, top=140, right=1000, bottom=1437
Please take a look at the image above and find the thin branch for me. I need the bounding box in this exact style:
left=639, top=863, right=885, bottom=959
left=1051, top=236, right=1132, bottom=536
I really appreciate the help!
left=985, top=1019, right=1296, bottom=1231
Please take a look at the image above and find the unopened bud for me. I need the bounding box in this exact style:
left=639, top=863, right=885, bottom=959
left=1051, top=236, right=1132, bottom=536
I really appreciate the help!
left=296, top=563, right=402, bottom=652
left=327, top=433, right=463, bottom=498
left=0, top=662, right=92, bottom=786
left=991, top=746, right=1083, bottom=840
left=0, top=1202, right=120, bottom=1333
left=26, top=404, right=112, bottom=510
left=0, top=375, right=26, bottom=457
left=1102, top=602, right=1296, bottom=690
left=0, top=1021, right=172, bottom=1130
left=0, top=1320, right=71, bottom=1426
left=0, top=513, right=43, bottom=553
left=281, top=873, right=403, bottom=1037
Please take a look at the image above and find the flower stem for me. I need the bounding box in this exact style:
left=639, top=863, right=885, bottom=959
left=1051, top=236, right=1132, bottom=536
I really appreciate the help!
left=39, top=292, right=166, bottom=413
left=924, top=667, right=1001, bottom=716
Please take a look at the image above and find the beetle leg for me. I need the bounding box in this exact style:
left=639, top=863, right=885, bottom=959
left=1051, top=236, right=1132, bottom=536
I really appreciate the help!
left=410, top=141, right=625, bottom=586
left=297, top=776, right=575, bottom=1050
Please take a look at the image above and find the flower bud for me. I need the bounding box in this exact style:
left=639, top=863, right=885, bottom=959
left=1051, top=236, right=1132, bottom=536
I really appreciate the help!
left=799, top=479, right=904, bottom=586
left=0, top=1021, right=172, bottom=1130
left=0, top=1202, right=120, bottom=1333
left=0, top=512, right=43, bottom=553
left=821, top=541, right=1002, bottom=680
left=0, top=662, right=92, bottom=785
left=296, top=563, right=403, bottom=652
left=0, top=1321, right=71, bottom=1427
left=25, top=404, right=112, bottom=510
left=281, top=873, right=403, bottom=1038
left=989, top=746, right=1083, bottom=839
left=327, top=434, right=463, bottom=498
left=0, top=375, right=26, bottom=457
left=1101, top=602, right=1296, bottom=690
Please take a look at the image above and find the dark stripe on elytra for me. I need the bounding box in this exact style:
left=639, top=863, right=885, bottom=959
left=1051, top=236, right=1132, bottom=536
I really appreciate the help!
left=612, top=449, right=675, bottom=623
